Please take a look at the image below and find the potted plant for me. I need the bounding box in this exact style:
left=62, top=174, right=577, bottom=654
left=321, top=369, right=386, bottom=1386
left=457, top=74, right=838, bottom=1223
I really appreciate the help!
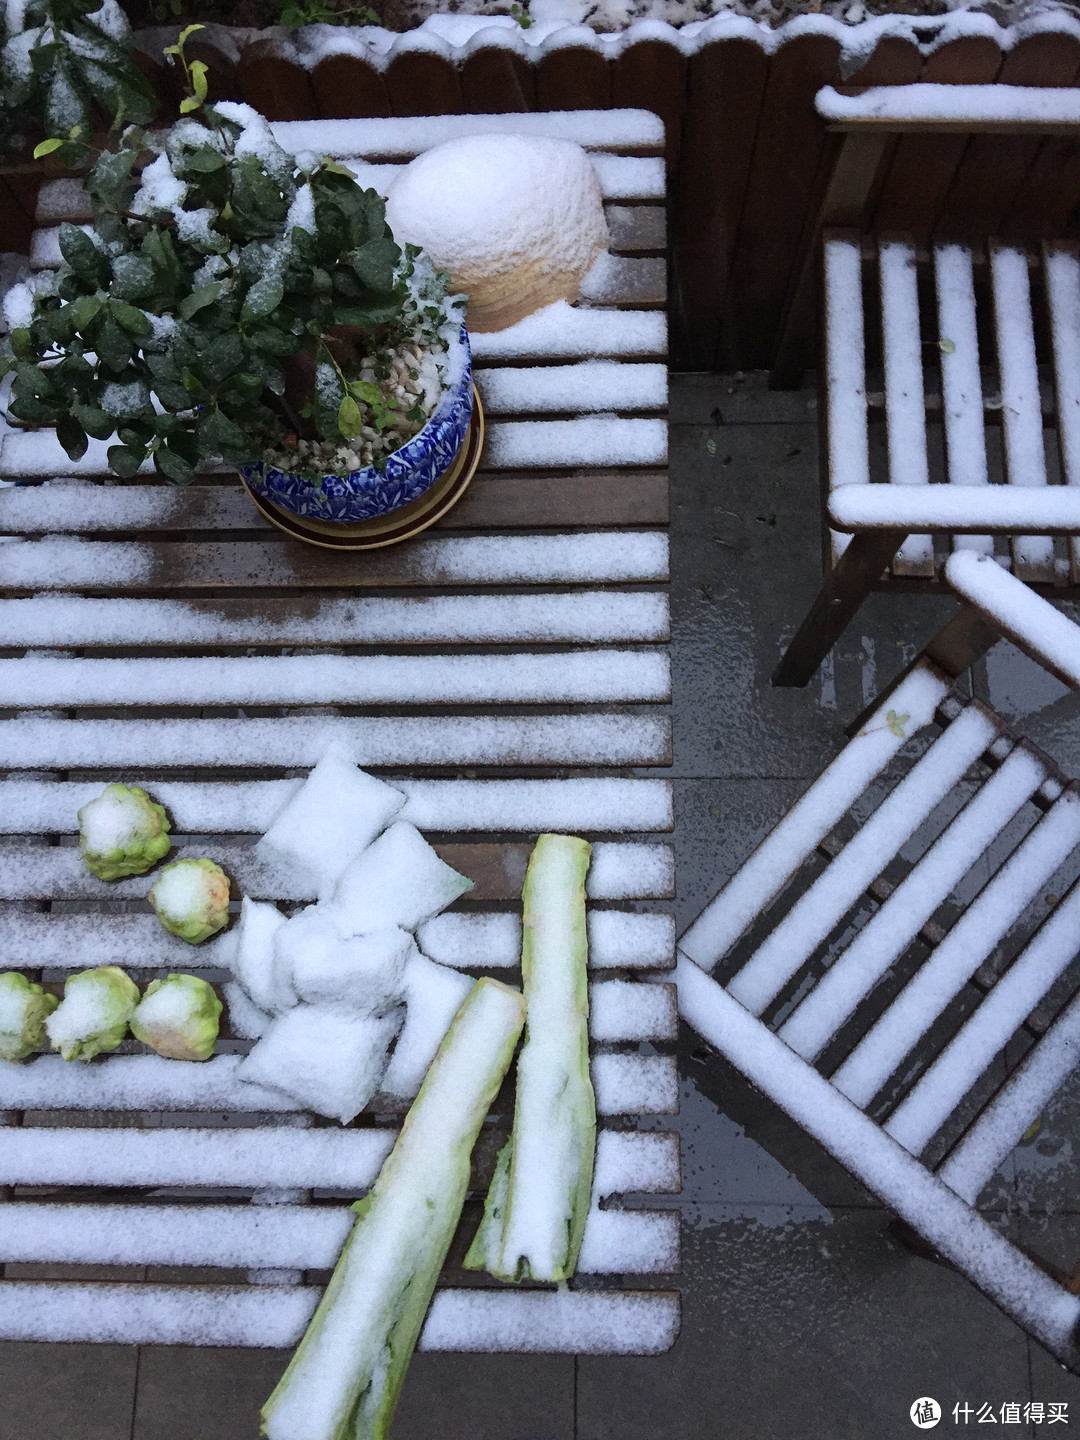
left=0, top=33, right=471, bottom=524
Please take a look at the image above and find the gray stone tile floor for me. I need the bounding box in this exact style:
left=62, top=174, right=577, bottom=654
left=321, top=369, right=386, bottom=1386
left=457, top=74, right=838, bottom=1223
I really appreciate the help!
left=6, top=370, right=1080, bottom=1437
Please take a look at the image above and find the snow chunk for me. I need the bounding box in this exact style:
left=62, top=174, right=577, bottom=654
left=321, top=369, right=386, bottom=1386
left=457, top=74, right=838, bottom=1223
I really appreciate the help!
left=255, top=741, right=405, bottom=901
left=224, top=981, right=273, bottom=1041
left=231, top=897, right=293, bottom=1015
left=380, top=952, right=473, bottom=1100
left=2, top=280, right=34, bottom=330
left=386, top=134, right=608, bottom=333
left=276, top=912, right=413, bottom=1015
left=240, top=1004, right=401, bottom=1124
left=330, top=821, right=474, bottom=934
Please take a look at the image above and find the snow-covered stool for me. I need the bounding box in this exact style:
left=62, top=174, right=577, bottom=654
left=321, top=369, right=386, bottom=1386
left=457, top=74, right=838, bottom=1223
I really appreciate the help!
left=681, top=550, right=1080, bottom=1371
left=772, top=84, right=1080, bottom=687
left=0, top=109, right=678, bottom=1355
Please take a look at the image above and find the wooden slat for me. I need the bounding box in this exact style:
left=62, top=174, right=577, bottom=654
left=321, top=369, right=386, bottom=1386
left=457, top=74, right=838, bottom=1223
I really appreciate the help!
left=934, top=244, right=992, bottom=560
left=384, top=50, right=464, bottom=118
left=0, top=473, right=668, bottom=535
left=607, top=204, right=665, bottom=254
left=0, top=842, right=674, bottom=903
left=0, top=777, right=675, bottom=838
left=459, top=40, right=535, bottom=114
left=0, top=531, right=669, bottom=592
left=0, top=712, right=672, bottom=770
left=0, top=590, right=669, bottom=648
left=879, top=237, right=934, bottom=577
left=535, top=43, right=610, bottom=114
left=0, top=1282, right=680, bottom=1352
left=612, top=36, right=686, bottom=176
left=236, top=37, right=319, bottom=122
left=870, top=37, right=1004, bottom=244
left=309, top=50, right=392, bottom=119
left=717, top=32, right=842, bottom=370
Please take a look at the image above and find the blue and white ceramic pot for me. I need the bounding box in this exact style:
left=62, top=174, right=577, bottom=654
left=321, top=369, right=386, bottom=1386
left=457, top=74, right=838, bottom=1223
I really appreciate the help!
left=239, top=323, right=473, bottom=524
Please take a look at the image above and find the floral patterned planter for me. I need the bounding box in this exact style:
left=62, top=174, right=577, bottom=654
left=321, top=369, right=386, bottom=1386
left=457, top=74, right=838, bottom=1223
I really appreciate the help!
left=239, top=322, right=473, bottom=524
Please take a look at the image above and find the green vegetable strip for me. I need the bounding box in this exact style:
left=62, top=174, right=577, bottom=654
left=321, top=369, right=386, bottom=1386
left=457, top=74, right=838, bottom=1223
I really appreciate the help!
left=260, top=976, right=526, bottom=1440
left=465, top=833, right=595, bottom=1284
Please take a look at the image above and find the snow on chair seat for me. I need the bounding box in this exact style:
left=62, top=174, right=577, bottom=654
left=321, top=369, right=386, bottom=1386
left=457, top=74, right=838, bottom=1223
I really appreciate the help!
left=678, top=556, right=1080, bottom=1372
left=0, top=109, right=678, bottom=1354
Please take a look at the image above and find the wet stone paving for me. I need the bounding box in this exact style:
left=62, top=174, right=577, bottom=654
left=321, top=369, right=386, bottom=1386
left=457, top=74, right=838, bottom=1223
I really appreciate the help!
left=7, top=371, right=1080, bottom=1437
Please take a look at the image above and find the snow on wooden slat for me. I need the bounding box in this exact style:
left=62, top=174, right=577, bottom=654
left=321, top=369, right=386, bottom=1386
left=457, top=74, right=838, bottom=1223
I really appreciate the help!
left=816, top=84, right=1080, bottom=133
left=879, top=238, right=934, bottom=576
left=477, top=361, right=667, bottom=415
left=0, top=712, right=671, bottom=770
left=944, top=550, right=1080, bottom=690
left=0, top=531, right=670, bottom=587
left=936, top=989, right=1080, bottom=1204
left=780, top=744, right=1048, bottom=1064
left=884, top=878, right=1080, bottom=1156
left=0, top=1126, right=395, bottom=1190
left=990, top=242, right=1054, bottom=580
left=0, top=909, right=676, bottom=974
left=469, top=303, right=666, bottom=361
left=588, top=979, right=678, bottom=1042
left=0, top=591, right=670, bottom=647
left=0, top=777, right=674, bottom=837
left=728, top=703, right=1000, bottom=1017
left=676, top=955, right=1080, bottom=1364
left=1044, top=244, right=1080, bottom=580
left=0, top=650, right=671, bottom=708
left=679, top=665, right=951, bottom=973
left=0, top=1282, right=680, bottom=1351
left=934, top=242, right=993, bottom=556
left=0, top=1201, right=678, bottom=1276
left=592, top=1054, right=678, bottom=1115
left=0, top=1053, right=296, bottom=1112
left=832, top=787, right=1080, bottom=1108
left=418, top=910, right=676, bottom=972
left=485, top=416, right=667, bottom=469
left=0, top=840, right=675, bottom=903
left=830, top=483, right=1080, bottom=534
left=824, top=236, right=869, bottom=564
left=268, top=109, right=666, bottom=158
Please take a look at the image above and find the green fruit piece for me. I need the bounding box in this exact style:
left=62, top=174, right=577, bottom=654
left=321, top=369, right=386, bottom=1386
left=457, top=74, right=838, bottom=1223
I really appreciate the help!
left=0, top=973, right=59, bottom=1063
left=149, top=858, right=231, bottom=944
left=131, top=973, right=223, bottom=1061
left=46, top=966, right=140, bottom=1062
left=78, top=783, right=171, bottom=881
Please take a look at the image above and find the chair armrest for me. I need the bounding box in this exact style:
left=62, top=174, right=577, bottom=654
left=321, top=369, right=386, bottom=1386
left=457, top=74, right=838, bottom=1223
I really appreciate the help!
left=944, top=551, right=1080, bottom=691
left=829, top=484, right=1080, bottom=535
left=816, top=84, right=1080, bottom=135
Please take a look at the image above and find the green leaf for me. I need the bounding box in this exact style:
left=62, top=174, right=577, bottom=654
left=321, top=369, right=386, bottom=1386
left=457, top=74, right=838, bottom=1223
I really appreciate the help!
left=56, top=414, right=88, bottom=462
left=58, top=223, right=108, bottom=289
left=348, top=237, right=399, bottom=293
left=240, top=273, right=284, bottom=326
left=337, top=395, right=363, bottom=439
left=118, top=421, right=155, bottom=448
left=72, top=403, right=115, bottom=441
left=197, top=406, right=251, bottom=464
left=938, top=337, right=956, bottom=355
left=184, top=147, right=226, bottom=175
left=154, top=443, right=195, bottom=485
left=9, top=328, right=33, bottom=361
left=179, top=281, right=224, bottom=322
left=318, top=159, right=356, bottom=179
left=106, top=443, right=147, bottom=478
left=200, top=331, right=246, bottom=385
left=189, top=60, right=209, bottom=101
left=94, top=315, right=135, bottom=371
left=247, top=326, right=301, bottom=356
left=70, top=294, right=104, bottom=332
left=110, top=301, right=152, bottom=336
left=179, top=94, right=202, bottom=115
left=333, top=297, right=401, bottom=327
left=886, top=710, right=910, bottom=739
left=109, top=255, right=156, bottom=304
left=33, top=137, right=64, bottom=159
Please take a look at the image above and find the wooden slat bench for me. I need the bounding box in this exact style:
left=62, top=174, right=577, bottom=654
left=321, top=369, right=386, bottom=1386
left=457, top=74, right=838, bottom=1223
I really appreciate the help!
left=0, top=109, right=679, bottom=1354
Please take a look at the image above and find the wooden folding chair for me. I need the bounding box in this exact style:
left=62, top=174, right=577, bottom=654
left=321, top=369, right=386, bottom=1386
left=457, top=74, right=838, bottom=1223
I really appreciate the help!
left=679, top=551, right=1080, bottom=1368
left=772, top=85, right=1080, bottom=687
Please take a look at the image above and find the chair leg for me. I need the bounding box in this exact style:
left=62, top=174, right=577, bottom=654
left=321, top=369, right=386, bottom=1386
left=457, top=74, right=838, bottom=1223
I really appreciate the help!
left=772, top=529, right=908, bottom=688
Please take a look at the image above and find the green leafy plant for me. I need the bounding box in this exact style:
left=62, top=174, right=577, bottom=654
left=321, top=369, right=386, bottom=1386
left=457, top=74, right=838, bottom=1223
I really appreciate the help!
left=274, top=0, right=381, bottom=26
left=510, top=2, right=533, bottom=28
left=1, top=43, right=464, bottom=485
left=1, top=0, right=158, bottom=166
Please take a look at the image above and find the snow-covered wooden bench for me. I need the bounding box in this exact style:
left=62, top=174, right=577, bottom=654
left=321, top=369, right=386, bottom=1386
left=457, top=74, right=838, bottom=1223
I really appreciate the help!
left=772, top=84, right=1080, bottom=687
left=0, top=110, right=679, bottom=1354
left=682, top=550, right=1080, bottom=1371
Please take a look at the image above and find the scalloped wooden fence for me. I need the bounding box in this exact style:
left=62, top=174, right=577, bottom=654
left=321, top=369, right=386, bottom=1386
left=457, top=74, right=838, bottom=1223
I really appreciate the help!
left=4, top=21, right=1080, bottom=370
